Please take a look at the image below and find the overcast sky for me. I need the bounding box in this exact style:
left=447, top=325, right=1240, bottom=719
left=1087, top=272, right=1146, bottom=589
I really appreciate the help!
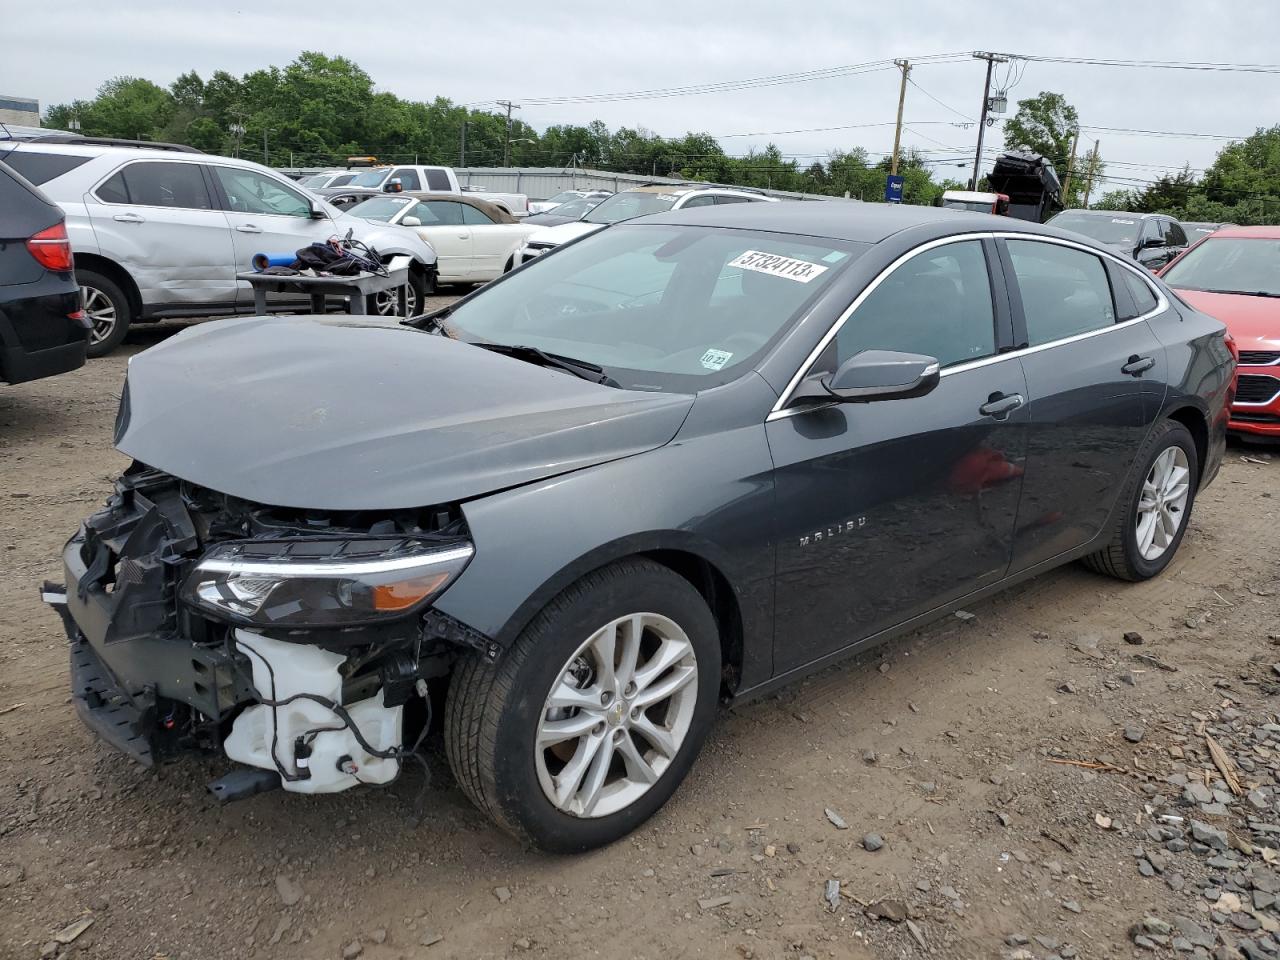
left=4, top=0, right=1276, bottom=190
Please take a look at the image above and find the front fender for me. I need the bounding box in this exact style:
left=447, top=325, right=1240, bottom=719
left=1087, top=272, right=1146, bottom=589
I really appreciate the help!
left=432, top=379, right=779, bottom=690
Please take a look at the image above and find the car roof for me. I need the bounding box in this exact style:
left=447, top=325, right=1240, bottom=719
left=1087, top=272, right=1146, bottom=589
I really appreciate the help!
left=1055, top=208, right=1162, bottom=220
left=1205, top=225, right=1280, bottom=240
left=640, top=199, right=1049, bottom=244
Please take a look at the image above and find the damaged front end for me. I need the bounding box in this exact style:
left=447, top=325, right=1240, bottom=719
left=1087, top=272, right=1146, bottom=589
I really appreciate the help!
left=46, top=464, right=485, bottom=800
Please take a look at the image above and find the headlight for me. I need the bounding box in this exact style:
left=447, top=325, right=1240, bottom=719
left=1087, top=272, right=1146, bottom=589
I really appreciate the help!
left=181, top=538, right=473, bottom=627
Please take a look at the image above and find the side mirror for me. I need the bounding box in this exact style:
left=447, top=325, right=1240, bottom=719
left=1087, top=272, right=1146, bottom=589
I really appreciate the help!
left=383, top=179, right=403, bottom=194
left=401, top=215, right=422, bottom=227
left=996, top=198, right=1010, bottom=215
left=309, top=202, right=328, bottom=220
left=1142, top=236, right=1164, bottom=249
left=791, top=350, right=941, bottom=406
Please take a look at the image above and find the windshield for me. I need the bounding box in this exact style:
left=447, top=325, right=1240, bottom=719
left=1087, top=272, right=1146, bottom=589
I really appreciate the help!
left=347, top=195, right=416, bottom=222
left=544, top=197, right=599, bottom=220
left=1162, top=237, right=1280, bottom=296
left=1051, top=213, right=1140, bottom=246
left=584, top=191, right=683, bottom=225
left=442, top=224, right=864, bottom=392
left=300, top=174, right=331, bottom=188
left=348, top=169, right=390, bottom=188
left=942, top=199, right=993, bottom=214
left=544, top=191, right=582, bottom=205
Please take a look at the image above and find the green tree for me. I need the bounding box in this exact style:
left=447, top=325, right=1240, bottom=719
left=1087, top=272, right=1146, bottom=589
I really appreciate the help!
left=1004, top=91, right=1079, bottom=170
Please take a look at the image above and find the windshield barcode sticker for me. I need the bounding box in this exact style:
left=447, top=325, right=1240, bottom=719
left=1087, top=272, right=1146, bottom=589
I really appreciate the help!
left=700, top=349, right=733, bottom=371
left=729, top=250, right=829, bottom=283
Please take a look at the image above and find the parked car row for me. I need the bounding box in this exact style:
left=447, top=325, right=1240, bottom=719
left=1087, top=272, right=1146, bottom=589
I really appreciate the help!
left=527, top=189, right=613, bottom=215
left=1048, top=209, right=1191, bottom=270
left=313, top=164, right=529, bottom=218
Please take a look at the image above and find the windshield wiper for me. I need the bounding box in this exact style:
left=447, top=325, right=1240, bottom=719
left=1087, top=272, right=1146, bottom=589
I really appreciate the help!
left=471, top=342, right=621, bottom=387
left=402, top=303, right=454, bottom=335
left=1209, top=289, right=1280, bottom=299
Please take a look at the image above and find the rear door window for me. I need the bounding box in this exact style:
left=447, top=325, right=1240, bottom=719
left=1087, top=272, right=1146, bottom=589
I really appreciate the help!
left=1166, top=221, right=1188, bottom=246
left=95, top=161, right=213, bottom=209
left=1006, top=240, right=1117, bottom=346
left=424, top=169, right=453, bottom=191
left=2, top=149, right=92, bottom=186
left=1121, top=270, right=1159, bottom=317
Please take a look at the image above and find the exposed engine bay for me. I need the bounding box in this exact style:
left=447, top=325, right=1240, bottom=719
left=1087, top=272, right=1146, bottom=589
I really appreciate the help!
left=46, top=464, right=486, bottom=800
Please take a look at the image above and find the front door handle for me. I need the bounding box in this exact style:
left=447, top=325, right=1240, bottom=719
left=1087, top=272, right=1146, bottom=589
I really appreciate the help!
left=236, top=224, right=263, bottom=234
left=979, top=392, right=1025, bottom=420
left=1122, top=355, right=1156, bottom=376
left=112, top=213, right=145, bottom=223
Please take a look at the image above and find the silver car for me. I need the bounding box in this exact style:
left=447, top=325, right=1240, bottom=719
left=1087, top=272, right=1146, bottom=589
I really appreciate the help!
left=0, top=139, right=437, bottom=355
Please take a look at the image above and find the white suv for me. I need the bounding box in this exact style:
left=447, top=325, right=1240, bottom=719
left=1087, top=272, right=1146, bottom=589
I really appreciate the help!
left=518, top=184, right=778, bottom=264
left=0, top=138, right=438, bottom=356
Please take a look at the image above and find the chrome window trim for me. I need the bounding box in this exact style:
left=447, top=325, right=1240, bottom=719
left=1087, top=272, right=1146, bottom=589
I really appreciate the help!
left=767, top=230, right=1169, bottom=421
left=1234, top=374, right=1280, bottom=408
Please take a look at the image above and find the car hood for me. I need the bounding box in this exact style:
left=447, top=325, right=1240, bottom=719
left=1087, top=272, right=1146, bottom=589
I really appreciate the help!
left=115, top=315, right=694, bottom=511
left=528, top=221, right=606, bottom=246
left=1173, top=289, right=1280, bottom=349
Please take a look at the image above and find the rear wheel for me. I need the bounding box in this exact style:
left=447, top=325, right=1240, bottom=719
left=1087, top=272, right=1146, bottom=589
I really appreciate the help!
left=78, top=269, right=131, bottom=358
left=445, top=559, right=720, bottom=852
left=1082, top=419, right=1199, bottom=581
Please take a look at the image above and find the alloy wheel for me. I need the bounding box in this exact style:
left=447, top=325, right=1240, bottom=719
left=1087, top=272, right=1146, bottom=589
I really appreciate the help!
left=1135, top=446, right=1191, bottom=560
left=81, top=285, right=117, bottom=345
left=373, top=285, right=418, bottom=317
left=535, top=613, right=699, bottom=819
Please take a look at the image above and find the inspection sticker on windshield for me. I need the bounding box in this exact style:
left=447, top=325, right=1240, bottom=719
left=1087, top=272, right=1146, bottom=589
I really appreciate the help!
left=700, top=349, right=733, bottom=371
left=1111, top=218, right=1136, bottom=224
left=729, top=250, right=829, bottom=283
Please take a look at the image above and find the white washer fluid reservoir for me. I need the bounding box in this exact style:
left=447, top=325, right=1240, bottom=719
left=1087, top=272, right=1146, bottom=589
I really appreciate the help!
left=224, top=629, right=404, bottom=794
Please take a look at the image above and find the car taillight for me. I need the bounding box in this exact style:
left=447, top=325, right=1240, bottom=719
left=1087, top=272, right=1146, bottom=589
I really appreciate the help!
left=26, top=222, right=74, bottom=272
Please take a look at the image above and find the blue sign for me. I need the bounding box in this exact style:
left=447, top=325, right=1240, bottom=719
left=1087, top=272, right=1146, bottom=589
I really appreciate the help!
left=884, top=174, right=905, bottom=203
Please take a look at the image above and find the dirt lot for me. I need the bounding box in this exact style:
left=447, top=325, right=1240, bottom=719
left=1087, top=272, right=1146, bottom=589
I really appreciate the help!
left=2, top=313, right=1279, bottom=960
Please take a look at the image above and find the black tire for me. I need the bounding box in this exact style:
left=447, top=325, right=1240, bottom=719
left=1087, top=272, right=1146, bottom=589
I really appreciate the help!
left=445, top=558, right=721, bottom=852
left=77, top=269, right=131, bottom=358
left=1081, top=419, right=1199, bottom=581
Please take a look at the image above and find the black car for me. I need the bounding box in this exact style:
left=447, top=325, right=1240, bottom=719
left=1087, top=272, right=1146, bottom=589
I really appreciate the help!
left=1048, top=209, right=1189, bottom=270
left=47, top=203, right=1232, bottom=852
left=0, top=160, right=87, bottom=384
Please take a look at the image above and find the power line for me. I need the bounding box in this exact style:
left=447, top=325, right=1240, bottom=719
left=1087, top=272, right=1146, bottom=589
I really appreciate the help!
left=990, top=53, right=1280, bottom=74
left=1079, top=123, right=1250, bottom=140
left=907, top=77, right=976, bottom=123
left=482, top=51, right=971, bottom=106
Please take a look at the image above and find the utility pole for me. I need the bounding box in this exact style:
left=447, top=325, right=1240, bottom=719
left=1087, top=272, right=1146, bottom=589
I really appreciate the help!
left=459, top=121, right=467, bottom=167
left=496, top=100, right=520, bottom=167
left=1061, top=128, right=1081, bottom=203
left=970, top=51, right=1007, bottom=190
left=890, top=59, right=911, bottom=177
left=1082, top=139, right=1101, bottom=208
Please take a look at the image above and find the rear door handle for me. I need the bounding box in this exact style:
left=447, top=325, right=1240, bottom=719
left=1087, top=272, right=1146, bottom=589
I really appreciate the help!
left=979, top=392, right=1025, bottom=420
left=112, top=213, right=145, bottom=223
left=1122, top=355, right=1155, bottom=376
left=236, top=224, right=263, bottom=234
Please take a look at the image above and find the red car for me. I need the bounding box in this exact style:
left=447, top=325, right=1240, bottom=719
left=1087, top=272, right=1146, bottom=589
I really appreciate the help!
left=1160, top=226, right=1280, bottom=439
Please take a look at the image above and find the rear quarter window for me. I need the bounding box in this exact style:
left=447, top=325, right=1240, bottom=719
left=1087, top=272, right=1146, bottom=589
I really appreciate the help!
left=1, top=150, right=92, bottom=186
left=425, top=169, right=452, bottom=191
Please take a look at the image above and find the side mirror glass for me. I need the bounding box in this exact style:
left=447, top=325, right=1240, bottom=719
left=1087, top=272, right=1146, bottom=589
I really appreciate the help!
left=1142, top=236, right=1164, bottom=249
left=791, top=349, right=941, bottom=406
left=401, top=215, right=422, bottom=227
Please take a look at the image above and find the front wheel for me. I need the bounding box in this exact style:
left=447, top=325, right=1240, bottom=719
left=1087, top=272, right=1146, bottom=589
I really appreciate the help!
left=368, top=266, right=432, bottom=317
left=1082, top=419, right=1199, bottom=581
left=445, top=559, right=721, bottom=852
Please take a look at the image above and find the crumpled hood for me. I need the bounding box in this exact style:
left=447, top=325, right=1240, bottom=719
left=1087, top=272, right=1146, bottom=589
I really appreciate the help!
left=116, top=315, right=693, bottom=511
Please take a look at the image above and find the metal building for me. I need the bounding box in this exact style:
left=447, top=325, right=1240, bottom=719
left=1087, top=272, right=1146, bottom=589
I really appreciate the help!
left=0, top=95, right=39, bottom=126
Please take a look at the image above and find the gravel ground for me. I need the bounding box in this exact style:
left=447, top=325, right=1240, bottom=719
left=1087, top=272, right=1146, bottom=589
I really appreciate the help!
left=1, top=311, right=1278, bottom=960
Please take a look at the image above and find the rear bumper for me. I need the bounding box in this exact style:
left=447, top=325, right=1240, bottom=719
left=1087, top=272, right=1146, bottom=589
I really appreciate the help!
left=0, top=281, right=87, bottom=385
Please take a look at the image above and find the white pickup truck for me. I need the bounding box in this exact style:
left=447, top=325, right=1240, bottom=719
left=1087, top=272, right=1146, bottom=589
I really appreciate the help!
left=336, top=165, right=529, bottom=217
